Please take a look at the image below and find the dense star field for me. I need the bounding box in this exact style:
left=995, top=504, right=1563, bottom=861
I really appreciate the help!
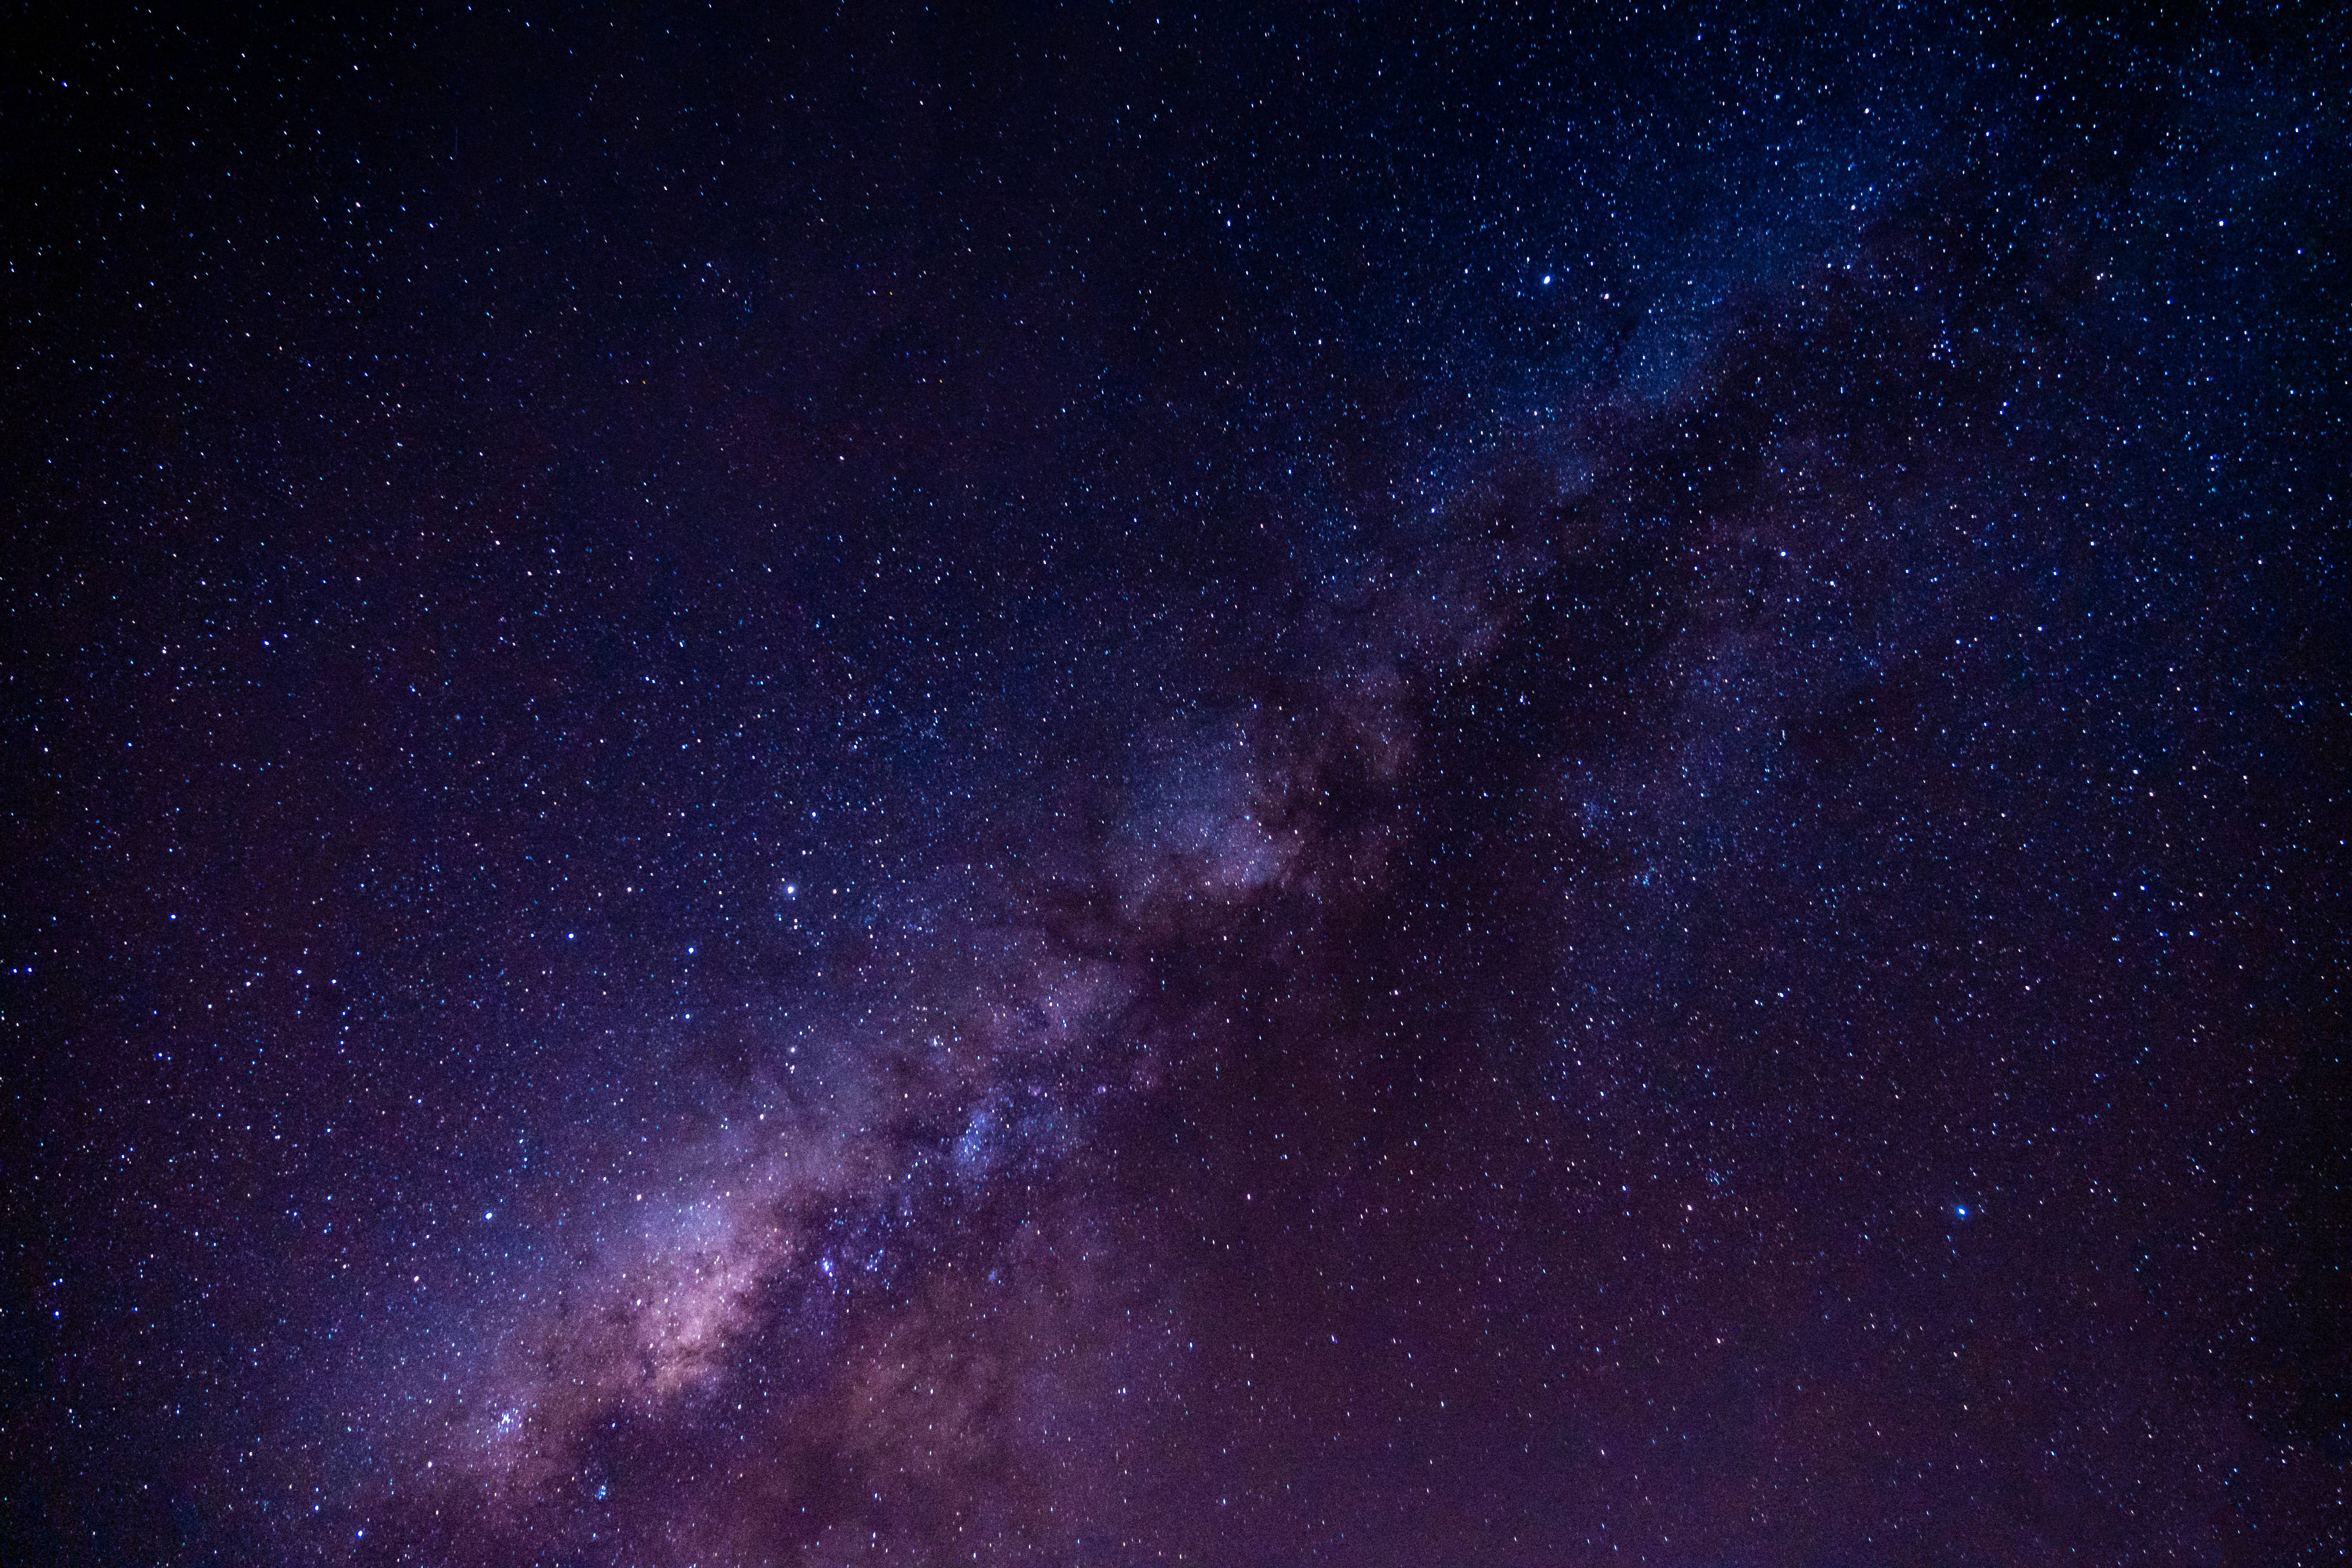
left=4, top=4, right=2346, bottom=1563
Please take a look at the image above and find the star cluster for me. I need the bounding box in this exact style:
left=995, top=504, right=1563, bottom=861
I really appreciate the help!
left=4, top=4, right=2344, bottom=1563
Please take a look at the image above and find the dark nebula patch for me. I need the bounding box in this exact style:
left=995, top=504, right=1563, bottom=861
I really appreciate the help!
left=4, top=4, right=2345, bottom=1564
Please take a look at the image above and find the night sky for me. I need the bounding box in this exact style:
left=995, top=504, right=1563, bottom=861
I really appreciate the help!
left=5, top=4, right=2347, bottom=1563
